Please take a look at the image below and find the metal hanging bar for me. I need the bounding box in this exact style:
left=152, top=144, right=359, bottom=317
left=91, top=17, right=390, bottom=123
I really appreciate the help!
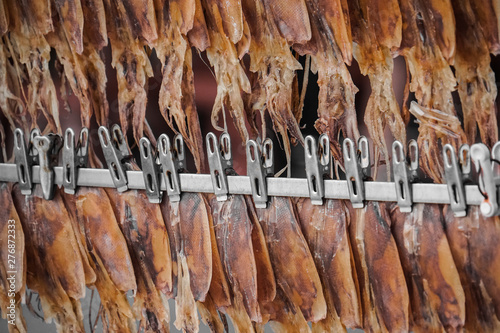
left=0, top=162, right=485, bottom=205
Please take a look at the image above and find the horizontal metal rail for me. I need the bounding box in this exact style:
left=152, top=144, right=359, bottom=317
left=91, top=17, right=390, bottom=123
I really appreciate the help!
left=0, top=163, right=484, bottom=205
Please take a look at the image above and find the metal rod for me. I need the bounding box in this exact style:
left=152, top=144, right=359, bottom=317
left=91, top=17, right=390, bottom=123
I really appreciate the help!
left=0, top=163, right=485, bottom=205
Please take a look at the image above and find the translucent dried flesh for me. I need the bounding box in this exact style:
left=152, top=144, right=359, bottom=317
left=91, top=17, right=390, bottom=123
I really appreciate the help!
left=469, top=0, right=500, bottom=55
left=210, top=194, right=261, bottom=322
left=155, top=0, right=206, bottom=172
left=262, top=0, right=311, bottom=44
left=161, top=192, right=213, bottom=332
left=293, top=0, right=359, bottom=163
left=6, top=1, right=61, bottom=133
left=73, top=187, right=138, bottom=332
left=399, top=0, right=466, bottom=183
left=80, top=0, right=108, bottom=50
left=106, top=189, right=172, bottom=332
left=349, top=201, right=410, bottom=332
left=391, top=204, right=465, bottom=332
left=350, top=0, right=405, bottom=179
left=201, top=0, right=251, bottom=142
left=242, top=0, right=304, bottom=173
left=12, top=185, right=87, bottom=332
left=0, top=38, right=26, bottom=132
left=443, top=206, right=500, bottom=332
left=103, top=0, right=154, bottom=144
left=453, top=0, right=498, bottom=148
left=256, top=196, right=327, bottom=323
left=296, top=198, right=362, bottom=329
left=0, top=183, right=27, bottom=333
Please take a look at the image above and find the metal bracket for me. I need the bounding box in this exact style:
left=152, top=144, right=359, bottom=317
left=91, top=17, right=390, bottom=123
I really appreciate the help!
left=98, top=125, right=129, bottom=192
left=246, top=138, right=273, bottom=208
left=392, top=141, right=413, bottom=212
left=207, top=132, right=233, bottom=201
left=305, top=134, right=331, bottom=205
left=139, top=137, right=162, bottom=203
left=158, top=134, right=185, bottom=202
left=62, top=128, right=89, bottom=194
left=443, top=144, right=467, bottom=217
left=33, top=133, right=62, bottom=200
left=14, top=129, right=34, bottom=195
left=343, top=138, right=365, bottom=208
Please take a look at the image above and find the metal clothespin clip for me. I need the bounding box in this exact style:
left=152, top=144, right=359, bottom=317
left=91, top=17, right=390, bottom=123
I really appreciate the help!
left=392, top=141, right=413, bottom=212
left=471, top=143, right=499, bottom=217
left=246, top=138, right=273, bottom=208
left=358, top=136, right=371, bottom=179
left=158, top=134, right=185, bottom=202
left=305, top=134, right=331, bottom=205
left=33, top=133, right=63, bottom=200
left=139, top=137, right=162, bottom=203
left=207, top=132, right=233, bottom=201
left=343, top=138, right=365, bottom=208
left=14, top=129, right=34, bottom=195
left=459, top=144, right=471, bottom=183
left=98, top=125, right=131, bottom=192
left=408, top=140, right=419, bottom=181
left=443, top=144, right=467, bottom=217
left=62, top=128, right=89, bottom=194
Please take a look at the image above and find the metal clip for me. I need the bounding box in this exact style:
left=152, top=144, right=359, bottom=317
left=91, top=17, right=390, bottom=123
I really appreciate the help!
left=207, top=132, right=233, bottom=201
left=408, top=139, right=419, bottom=181
left=471, top=143, right=498, bottom=217
left=14, top=129, right=33, bottom=195
left=358, top=136, right=371, bottom=179
left=443, top=144, right=467, bottom=217
left=33, top=133, right=62, bottom=200
left=262, top=138, right=274, bottom=177
left=158, top=134, right=185, bottom=202
left=98, top=126, right=129, bottom=192
left=247, top=139, right=269, bottom=208
left=305, top=134, right=331, bottom=205
left=343, top=138, right=365, bottom=208
left=392, top=141, right=413, bottom=212
left=459, top=144, right=471, bottom=182
left=62, top=128, right=89, bottom=194
left=139, top=137, right=162, bottom=203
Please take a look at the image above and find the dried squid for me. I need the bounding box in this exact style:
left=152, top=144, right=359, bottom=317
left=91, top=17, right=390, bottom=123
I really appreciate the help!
left=0, top=37, right=26, bottom=133
left=6, top=1, right=61, bottom=133
left=349, top=0, right=406, bottom=178
left=209, top=194, right=261, bottom=323
left=398, top=0, right=466, bottom=182
left=0, top=183, right=26, bottom=332
left=46, top=0, right=109, bottom=129
left=296, top=198, right=362, bottom=330
left=199, top=0, right=251, bottom=142
left=348, top=201, right=409, bottom=332
left=452, top=0, right=498, bottom=148
left=12, top=185, right=87, bottom=332
left=256, top=196, right=327, bottom=323
left=241, top=0, right=304, bottom=175
left=70, top=186, right=138, bottom=332
left=391, top=204, right=465, bottom=332
left=469, top=0, right=500, bottom=55
left=160, top=192, right=212, bottom=332
left=443, top=206, right=500, bottom=332
left=154, top=0, right=206, bottom=172
left=105, top=188, right=172, bottom=332
left=102, top=0, right=156, bottom=144
left=294, top=0, right=359, bottom=162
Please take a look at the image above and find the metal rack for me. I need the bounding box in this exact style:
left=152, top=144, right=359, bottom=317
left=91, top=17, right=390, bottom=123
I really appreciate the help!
left=0, top=126, right=498, bottom=218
